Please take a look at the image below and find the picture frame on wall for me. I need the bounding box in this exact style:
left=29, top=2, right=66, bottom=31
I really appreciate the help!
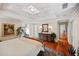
left=3, top=23, right=15, bottom=36
left=42, top=24, right=48, bottom=32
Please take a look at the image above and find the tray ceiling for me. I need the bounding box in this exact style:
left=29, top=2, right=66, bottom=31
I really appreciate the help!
left=0, top=3, right=77, bottom=23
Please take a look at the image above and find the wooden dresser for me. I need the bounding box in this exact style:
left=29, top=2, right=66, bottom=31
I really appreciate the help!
left=39, top=33, right=52, bottom=41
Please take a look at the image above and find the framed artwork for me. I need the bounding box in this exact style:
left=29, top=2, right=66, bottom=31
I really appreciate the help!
left=42, top=24, right=48, bottom=32
left=3, top=24, right=15, bottom=36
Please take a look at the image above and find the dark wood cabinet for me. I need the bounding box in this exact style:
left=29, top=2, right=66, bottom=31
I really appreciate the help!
left=39, top=33, right=52, bottom=41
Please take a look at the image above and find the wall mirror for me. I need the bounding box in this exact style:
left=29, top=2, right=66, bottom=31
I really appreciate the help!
left=42, top=24, right=48, bottom=32
left=58, top=21, right=68, bottom=38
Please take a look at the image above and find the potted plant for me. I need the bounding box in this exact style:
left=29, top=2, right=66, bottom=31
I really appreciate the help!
left=51, top=32, right=56, bottom=43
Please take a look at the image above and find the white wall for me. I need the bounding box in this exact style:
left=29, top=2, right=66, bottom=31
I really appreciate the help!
left=72, top=8, right=79, bottom=50
left=23, top=20, right=58, bottom=38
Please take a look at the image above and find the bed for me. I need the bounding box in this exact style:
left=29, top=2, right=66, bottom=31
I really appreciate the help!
left=0, top=37, right=44, bottom=56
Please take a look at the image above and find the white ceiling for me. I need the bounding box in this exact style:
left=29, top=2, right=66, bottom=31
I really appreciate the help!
left=0, top=3, right=78, bottom=23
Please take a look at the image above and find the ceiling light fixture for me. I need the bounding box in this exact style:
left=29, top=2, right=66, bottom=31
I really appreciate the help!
left=24, top=5, right=40, bottom=15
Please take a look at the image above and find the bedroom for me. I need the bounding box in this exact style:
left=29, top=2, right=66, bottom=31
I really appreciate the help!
left=0, top=3, right=79, bottom=56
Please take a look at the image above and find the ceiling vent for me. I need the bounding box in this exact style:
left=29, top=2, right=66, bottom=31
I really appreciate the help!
left=62, top=3, right=68, bottom=9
